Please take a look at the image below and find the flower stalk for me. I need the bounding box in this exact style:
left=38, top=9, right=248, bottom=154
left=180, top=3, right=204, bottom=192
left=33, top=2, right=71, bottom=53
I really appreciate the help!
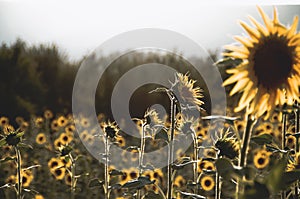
left=15, top=146, right=22, bottom=199
left=167, top=97, right=176, bottom=199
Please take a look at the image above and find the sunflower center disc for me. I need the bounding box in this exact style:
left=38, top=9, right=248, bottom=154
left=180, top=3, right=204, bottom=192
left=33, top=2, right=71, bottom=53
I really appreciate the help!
left=253, top=36, right=293, bottom=89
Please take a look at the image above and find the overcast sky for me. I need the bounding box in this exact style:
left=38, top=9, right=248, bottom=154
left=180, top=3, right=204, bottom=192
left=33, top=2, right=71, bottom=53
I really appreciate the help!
left=1, top=1, right=300, bottom=61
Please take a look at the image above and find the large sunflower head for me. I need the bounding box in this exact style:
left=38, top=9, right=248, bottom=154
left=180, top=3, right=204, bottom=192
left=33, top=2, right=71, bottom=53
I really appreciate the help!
left=223, top=6, right=300, bottom=119
left=170, top=72, right=204, bottom=110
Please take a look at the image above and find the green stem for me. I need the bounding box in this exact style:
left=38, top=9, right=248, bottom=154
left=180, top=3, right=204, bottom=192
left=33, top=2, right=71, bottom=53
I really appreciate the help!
left=104, top=136, right=109, bottom=199
left=295, top=103, right=300, bottom=198
left=137, top=123, right=146, bottom=199
left=193, top=132, right=198, bottom=194
left=70, top=154, right=76, bottom=199
left=237, top=114, right=256, bottom=197
left=281, top=112, right=288, bottom=199
left=215, top=155, right=221, bottom=199
left=167, top=98, right=176, bottom=199
left=15, top=147, right=22, bottom=199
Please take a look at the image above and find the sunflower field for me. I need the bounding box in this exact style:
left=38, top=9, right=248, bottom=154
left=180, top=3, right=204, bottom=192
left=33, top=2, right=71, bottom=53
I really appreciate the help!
left=1, top=5, right=300, bottom=199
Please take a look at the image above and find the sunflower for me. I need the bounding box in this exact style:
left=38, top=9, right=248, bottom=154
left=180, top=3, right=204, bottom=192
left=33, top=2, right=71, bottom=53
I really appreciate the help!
left=44, top=110, right=53, bottom=119
left=35, top=194, right=44, bottom=199
left=115, top=136, right=126, bottom=147
left=200, top=175, right=215, bottom=191
left=198, top=160, right=215, bottom=173
left=15, top=116, right=24, bottom=125
left=223, top=6, right=300, bottom=119
left=59, top=132, right=73, bottom=145
left=51, top=120, right=59, bottom=131
left=287, top=152, right=300, bottom=171
left=35, top=117, right=44, bottom=128
left=170, top=73, right=204, bottom=110
left=101, top=121, right=119, bottom=138
left=253, top=148, right=271, bottom=169
left=173, top=175, right=186, bottom=187
left=0, top=116, right=9, bottom=127
left=36, top=133, right=47, bottom=145
left=52, top=167, right=66, bottom=180
left=65, top=125, right=75, bottom=135
left=19, top=121, right=29, bottom=131
left=65, top=172, right=72, bottom=186
left=6, top=175, right=16, bottom=184
left=48, top=157, right=64, bottom=170
left=286, top=135, right=296, bottom=149
left=17, top=170, right=34, bottom=187
left=80, top=117, right=90, bottom=128
left=57, top=116, right=67, bottom=127
left=54, top=138, right=63, bottom=150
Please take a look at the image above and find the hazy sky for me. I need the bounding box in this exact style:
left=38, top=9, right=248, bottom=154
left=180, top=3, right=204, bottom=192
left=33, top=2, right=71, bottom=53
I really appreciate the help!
left=1, top=1, right=300, bottom=61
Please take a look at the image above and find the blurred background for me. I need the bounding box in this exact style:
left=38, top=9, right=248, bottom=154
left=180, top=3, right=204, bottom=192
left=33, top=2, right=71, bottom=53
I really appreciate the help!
left=0, top=1, right=299, bottom=120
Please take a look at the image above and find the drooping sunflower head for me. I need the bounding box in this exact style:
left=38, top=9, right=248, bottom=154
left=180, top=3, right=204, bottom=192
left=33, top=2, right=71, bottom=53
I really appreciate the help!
left=223, top=6, right=300, bottom=119
left=170, top=72, right=204, bottom=109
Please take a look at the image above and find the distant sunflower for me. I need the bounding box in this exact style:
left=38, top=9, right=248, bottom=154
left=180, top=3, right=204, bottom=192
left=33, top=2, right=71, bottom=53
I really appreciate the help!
left=35, top=117, right=44, bottom=128
left=36, top=133, right=47, bottom=145
left=51, top=120, right=59, bottom=131
left=35, top=194, right=44, bottom=199
left=223, top=6, right=300, bottom=119
left=52, top=167, right=66, bottom=180
left=57, top=116, right=67, bottom=127
left=0, top=116, right=9, bottom=126
left=253, top=149, right=271, bottom=169
left=200, top=175, right=215, bottom=191
left=59, top=132, right=73, bottom=145
left=173, top=175, right=186, bottom=187
left=65, top=172, right=72, bottom=186
left=44, top=110, right=53, bottom=119
left=170, top=73, right=204, bottom=110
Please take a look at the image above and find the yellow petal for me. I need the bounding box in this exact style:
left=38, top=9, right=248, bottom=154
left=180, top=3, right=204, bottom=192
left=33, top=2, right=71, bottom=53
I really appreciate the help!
left=229, top=78, right=250, bottom=96
left=240, top=21, right=260, bottom=40
left=248, top=15, right=268, bottom=36
left=224, top=45, right=249, bottom=55
left=254, top=93, right=269, bottom=118
left=223, top=70, right=248, bottom=86
left=223, top=51, right=248, bottom=59
left=273, top=6, right=278, bottom=24
left=287, top=16, right=299, bottom=39
left=234, top=36, right=254, bottom=48
left=288, top=34, right=300, bottom=46
left=235, top=83, right=257, bottom=112
left=257, top=6, right=273, bottom=33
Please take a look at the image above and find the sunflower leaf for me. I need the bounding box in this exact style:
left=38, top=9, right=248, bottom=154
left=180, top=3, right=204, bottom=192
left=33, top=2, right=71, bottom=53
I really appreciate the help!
left=109, top=169, right=124, bottom=176
left=251, top=133, right=273, bottom=145
left=214, top=57, right=243, bottom=67
left=154, top=128, right=169, bottom=142
left=0, top=138, right=7, bottom=147
left=265, top=155, right=288, bottom=193
left=215, top=158, right=235, bottom=180
left=17, top=142, right=33, bottom=149
left=242, top=181, right=270, bottom=199
left=88, top=178, right=104, bottom=188
left=0, top=156, right=15, bottom=163
left=282, top=170, right=300, bottom=188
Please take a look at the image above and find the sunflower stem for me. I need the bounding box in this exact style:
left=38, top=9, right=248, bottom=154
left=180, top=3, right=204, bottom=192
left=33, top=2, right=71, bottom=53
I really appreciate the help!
left=281, top=112, right=287, bottom=199
left=215, top=154, right=221, bottom=199
left=137, top=123, right=146, bottom=199
left=167, top=98, right=176, bottom=199
left=237, top=114, right=256, bottom=197
left=104, top=135, right=109, bottom=199
left=70, top=154, right=76, bottom=199
left=295, top=103, right=300, bottom=198
left=192, top=131, right=198, bottom=194
left=15, top=146, right=22, bottom=199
